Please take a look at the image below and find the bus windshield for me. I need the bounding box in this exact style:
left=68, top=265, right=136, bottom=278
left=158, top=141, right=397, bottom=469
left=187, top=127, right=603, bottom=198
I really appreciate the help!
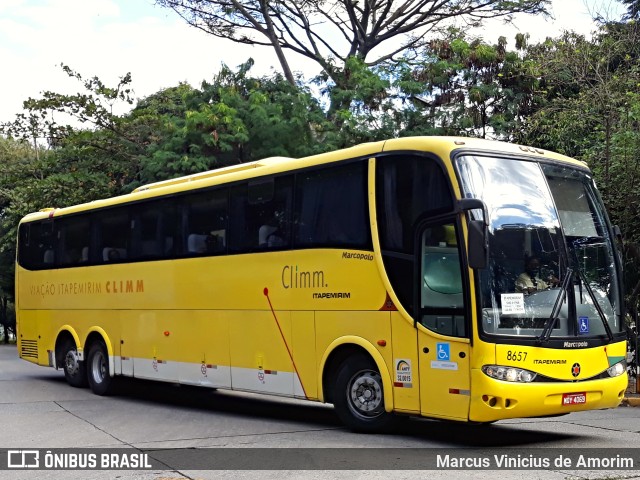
left=456, top=155, right=623, bottom=340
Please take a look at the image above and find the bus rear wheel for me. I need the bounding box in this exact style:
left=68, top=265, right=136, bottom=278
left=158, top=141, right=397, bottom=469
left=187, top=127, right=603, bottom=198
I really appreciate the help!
left=87, top=341, right=114, bottom=396
left=60, top=339, right=87, bottom=388
left=333, top=354, right=395, bottom=432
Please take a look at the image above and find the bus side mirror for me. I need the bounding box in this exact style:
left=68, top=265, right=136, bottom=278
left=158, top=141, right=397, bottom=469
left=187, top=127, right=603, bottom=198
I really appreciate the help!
left=458, top=198, right=488, bottom=270
left=467, top=220, right=488, bottom=269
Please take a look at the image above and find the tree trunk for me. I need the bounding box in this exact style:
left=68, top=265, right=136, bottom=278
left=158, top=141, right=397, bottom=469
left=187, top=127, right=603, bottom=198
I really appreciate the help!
left=259, top=0, right=296, bottom=86
left=0, top=297, right=7, bottom=344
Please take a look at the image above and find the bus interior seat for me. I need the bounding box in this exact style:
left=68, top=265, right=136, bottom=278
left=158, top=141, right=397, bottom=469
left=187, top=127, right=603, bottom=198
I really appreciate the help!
left=258, top=225, right=282, bottom=247
left=43, top=249, right=55, bottom=264
left=187, top=234, right=207, bottom=253
left=103, top=247, right=127, bottom=262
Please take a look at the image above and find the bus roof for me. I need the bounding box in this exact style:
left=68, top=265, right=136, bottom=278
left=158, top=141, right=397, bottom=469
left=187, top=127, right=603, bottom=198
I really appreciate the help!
left=19, top=136, right=587, bottom=223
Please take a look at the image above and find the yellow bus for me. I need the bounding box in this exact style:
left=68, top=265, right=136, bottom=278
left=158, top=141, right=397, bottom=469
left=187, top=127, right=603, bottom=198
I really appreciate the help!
left=15, top=136, right=628, bottom=431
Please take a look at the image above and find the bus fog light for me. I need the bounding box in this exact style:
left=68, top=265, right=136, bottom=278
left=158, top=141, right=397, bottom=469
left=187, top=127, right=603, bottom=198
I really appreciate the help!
left=607, top=361, right=625, bottom=378
left=482, top=365, right=537, bottom=383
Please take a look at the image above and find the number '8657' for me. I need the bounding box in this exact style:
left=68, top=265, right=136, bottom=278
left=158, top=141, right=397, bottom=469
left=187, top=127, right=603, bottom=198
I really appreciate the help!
left=506, top=351, right=527, bottom=362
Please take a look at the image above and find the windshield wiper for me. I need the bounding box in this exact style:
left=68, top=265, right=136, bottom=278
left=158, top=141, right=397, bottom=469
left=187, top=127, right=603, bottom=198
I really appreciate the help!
left=576, top=269, right=614, bottom=342
left=537, top=268, right=573, bottom=344
left=572, top=236, right=606, bottom=247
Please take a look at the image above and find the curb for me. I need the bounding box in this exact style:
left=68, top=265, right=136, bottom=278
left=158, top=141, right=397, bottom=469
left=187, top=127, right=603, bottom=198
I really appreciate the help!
left=622, top=397, right=640, bottom=407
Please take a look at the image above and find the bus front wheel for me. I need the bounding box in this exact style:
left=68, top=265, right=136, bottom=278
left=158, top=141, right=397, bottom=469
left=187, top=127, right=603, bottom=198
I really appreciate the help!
left=87, top=341, right=113, bottom=396
left=333, top=354, right=395, bottom=432
left=60, top=339, right=87, bottom=388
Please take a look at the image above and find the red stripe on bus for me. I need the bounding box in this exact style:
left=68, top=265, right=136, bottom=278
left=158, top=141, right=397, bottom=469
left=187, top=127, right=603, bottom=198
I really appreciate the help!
left=263, top=287, right=308, bottom=398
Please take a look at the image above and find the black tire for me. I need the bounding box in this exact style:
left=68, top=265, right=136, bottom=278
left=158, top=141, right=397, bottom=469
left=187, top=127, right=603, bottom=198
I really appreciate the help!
left=333, top=354, right=395, bottom=432
left=86, top=341, right=114, bottom=395
left=60, top=339, right=87, bottom=388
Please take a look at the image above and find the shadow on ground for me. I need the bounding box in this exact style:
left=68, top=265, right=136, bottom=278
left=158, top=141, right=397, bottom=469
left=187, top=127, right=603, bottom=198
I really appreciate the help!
left=36, top=373, right=582, bottom=448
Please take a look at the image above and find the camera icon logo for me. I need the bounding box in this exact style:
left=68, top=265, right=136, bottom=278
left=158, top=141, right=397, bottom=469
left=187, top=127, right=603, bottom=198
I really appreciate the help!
left=7, top=450, right=40, bottom=468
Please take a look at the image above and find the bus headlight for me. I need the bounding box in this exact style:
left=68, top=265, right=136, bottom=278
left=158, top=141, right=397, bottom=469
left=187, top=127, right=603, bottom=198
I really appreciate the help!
left=606, top=361, right=626, bottom=378
left=482, top=365, right=537, bottom=383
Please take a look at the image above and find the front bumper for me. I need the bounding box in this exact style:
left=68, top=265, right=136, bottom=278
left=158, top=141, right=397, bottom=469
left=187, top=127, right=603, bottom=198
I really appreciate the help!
left=468, top=368, right=627, bottom=423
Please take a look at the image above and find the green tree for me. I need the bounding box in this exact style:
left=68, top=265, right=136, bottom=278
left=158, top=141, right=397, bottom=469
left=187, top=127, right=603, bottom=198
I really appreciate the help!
left=1, top=64, right=147, bottom=194
left=386, top=31, right=539, bottom=139
left=520, top=24, right=640, bottom=234
left=0, top=137, right=45, bottom=341
left=621, top=0, right=640, bottom=20
left=156, top=0, right=550, bottom=119
left=133, top=60, right=336, bottom=185
left=517, top=21, right=640, bottom=322
left=0, top=67, right=150, bottom=310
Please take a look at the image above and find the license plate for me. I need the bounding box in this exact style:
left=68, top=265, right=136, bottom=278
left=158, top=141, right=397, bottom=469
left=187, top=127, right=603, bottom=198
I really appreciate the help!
left=562, top=392, right=586, bottom=405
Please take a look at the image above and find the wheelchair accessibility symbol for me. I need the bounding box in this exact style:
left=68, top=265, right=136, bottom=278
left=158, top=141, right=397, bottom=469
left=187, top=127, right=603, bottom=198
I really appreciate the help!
left=578, top=316, right=589, bottom=334
left=436, top=342, right=450, bottom=361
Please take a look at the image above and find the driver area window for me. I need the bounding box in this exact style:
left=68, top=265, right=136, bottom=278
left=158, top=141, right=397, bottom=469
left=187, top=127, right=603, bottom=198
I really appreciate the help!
left=420, top=223, right=466, bottom=337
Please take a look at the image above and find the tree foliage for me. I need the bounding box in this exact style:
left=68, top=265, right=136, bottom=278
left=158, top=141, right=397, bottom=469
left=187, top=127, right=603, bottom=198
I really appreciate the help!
left=0, top=137, right=39, bottom=341
left=387, top=30, right=539, bottom=139
left=517, top=21, right=640, bottom=321
left=518, top=23, right=640, bottom=239
left=156, top=0, right=550, bottom=118
left=132, top=59, right=336, bottom=187
left=621, top=0, right=640, bottom=20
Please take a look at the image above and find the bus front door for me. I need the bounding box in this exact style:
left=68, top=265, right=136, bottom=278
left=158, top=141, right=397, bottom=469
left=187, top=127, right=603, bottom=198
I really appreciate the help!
left=417, top=222, right=471, bottom=420
left=418, top=330, right=470, bottom=420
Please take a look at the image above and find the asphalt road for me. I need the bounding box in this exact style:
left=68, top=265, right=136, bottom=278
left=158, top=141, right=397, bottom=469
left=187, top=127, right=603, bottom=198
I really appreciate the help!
left=1, top=344, right=640, bottom=480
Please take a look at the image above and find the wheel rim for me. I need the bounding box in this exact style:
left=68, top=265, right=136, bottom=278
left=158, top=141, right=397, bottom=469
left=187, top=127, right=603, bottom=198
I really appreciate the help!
left=64, top=350, right=80, bottom=376
left=346, top=369, right=384, bottom=419
left=90, top=349, right=107, bottom=384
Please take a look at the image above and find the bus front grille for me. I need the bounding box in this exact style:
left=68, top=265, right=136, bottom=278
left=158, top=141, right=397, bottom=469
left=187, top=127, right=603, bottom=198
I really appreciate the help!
left=21, top=339, right=38, bottom=359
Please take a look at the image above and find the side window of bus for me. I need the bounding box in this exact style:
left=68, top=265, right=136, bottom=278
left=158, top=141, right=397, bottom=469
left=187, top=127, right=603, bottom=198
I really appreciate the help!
left=294, top=161, right=370, bottom=249
left=130, top=200, right=179, bottom=260
left=229, top=176, right=293, bottom=253
left=183, top=189, right=228, bottom=255
left=377, top=155, right=453, bottom=254
left=57, top=216, right=91, bottom=267
left=94, top=209, right=130, bottom=262
left=375, top=154, right=454, bottom=314
left=19, top=220, right=55, bottom=270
